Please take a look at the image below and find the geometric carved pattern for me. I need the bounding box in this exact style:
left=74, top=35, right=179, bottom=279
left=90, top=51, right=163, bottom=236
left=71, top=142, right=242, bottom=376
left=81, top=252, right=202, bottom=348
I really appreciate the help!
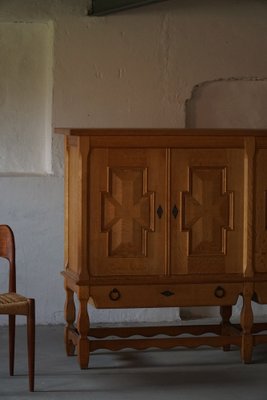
left=101, top=167, right=155, bottom=257
left=181, top=167, right=234, bottom=256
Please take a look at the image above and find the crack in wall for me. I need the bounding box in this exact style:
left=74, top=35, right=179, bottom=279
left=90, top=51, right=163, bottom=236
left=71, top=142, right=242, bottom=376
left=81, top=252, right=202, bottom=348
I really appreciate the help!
left=158, top=12, right=171, bottom=113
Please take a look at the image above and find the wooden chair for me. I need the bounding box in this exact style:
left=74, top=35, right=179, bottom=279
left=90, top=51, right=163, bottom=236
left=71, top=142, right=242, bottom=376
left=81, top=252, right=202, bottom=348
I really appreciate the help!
left=0, top=225, right=35, bottom=392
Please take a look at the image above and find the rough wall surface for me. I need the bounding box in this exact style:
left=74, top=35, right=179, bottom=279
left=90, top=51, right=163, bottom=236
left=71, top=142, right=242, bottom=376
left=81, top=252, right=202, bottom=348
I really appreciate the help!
left=0, top=21, right=53, bottom=173
left=0, top=0, right=267, bottom=324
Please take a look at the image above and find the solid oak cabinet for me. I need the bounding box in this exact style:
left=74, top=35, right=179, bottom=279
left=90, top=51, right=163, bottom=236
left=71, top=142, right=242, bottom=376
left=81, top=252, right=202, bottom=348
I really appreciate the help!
left=56, top=128, right=267, bottom=369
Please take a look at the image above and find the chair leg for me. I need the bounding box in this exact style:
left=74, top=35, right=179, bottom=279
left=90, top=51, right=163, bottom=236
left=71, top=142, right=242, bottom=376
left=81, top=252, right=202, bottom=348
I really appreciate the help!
left=27, top=299, right=35, bottom=392
left=9, top=314, right=15, bottom=376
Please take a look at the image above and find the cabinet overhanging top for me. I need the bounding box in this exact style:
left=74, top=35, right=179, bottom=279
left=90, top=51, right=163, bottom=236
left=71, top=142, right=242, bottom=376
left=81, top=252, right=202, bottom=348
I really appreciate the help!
left=55, top=128, right=267, bottom=137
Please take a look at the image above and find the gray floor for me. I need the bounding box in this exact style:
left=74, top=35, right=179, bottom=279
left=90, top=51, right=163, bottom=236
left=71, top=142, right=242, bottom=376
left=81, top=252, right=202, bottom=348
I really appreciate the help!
left=1, top=324, right=267, bottom=399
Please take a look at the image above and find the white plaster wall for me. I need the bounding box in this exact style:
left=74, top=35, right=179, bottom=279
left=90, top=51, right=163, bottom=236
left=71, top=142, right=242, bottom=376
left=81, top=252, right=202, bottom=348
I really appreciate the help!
left=0, top=21, right=53, bottom=174
left=1, top=0, right=267, bottom=324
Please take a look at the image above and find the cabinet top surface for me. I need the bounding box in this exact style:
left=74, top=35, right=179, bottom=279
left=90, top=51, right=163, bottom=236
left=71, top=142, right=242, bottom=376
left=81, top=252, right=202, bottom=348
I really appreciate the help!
left=55, top=128, right=267, bottom=137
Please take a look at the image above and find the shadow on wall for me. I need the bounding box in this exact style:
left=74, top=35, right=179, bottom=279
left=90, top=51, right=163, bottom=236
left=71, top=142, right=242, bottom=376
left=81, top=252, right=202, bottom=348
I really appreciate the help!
left=185, top=78, right=267, bottom=129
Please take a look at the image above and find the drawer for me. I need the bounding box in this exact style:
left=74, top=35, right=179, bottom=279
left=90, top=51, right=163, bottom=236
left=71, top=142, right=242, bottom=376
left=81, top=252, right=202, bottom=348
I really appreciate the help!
left=90, top=283, right=243, bottom=309
left=254, top=282, right=267, bottom=303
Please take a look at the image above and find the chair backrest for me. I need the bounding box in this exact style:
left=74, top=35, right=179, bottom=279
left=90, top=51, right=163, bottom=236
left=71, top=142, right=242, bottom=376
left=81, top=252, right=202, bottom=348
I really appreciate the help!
left=0, top=225, right=16, bottom=292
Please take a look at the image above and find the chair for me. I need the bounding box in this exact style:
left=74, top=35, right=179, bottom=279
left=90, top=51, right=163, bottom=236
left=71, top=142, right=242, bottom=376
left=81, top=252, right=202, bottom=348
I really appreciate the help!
left=0, top=225, right=35, bottom=392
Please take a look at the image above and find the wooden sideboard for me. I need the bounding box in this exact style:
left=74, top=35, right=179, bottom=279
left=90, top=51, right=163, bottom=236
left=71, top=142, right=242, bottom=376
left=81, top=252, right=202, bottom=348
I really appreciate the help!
left=56, top=128, right=267, bottom=368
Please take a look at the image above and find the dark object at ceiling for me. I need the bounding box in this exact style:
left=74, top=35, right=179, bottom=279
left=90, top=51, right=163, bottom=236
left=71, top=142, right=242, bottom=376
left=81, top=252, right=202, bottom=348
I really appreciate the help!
left=89, top=0, right=168, bottom=16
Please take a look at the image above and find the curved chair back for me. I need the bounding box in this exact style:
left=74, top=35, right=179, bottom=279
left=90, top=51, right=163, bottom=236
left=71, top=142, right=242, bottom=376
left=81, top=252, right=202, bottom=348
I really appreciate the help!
left=0, top=225, right=16, bottom=292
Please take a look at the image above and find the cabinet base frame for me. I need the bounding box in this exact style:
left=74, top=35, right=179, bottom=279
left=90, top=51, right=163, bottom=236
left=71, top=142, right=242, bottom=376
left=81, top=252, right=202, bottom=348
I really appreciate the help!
left=63, top=278, right=260, bottom=369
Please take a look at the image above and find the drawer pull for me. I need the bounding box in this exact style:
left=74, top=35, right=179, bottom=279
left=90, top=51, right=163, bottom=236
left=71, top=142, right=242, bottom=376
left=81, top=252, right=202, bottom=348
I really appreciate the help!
left=214, top=286, right=225, bottom=298
left=161, top=290, right=175, bottom=297
left=109, top=288, right=121, bottom=301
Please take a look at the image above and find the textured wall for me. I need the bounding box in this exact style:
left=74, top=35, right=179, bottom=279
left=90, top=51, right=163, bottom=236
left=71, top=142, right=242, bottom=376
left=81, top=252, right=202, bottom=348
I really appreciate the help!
left=0, top=22, right=53, bottom=173
left=1, top=0, right=267, bottom=324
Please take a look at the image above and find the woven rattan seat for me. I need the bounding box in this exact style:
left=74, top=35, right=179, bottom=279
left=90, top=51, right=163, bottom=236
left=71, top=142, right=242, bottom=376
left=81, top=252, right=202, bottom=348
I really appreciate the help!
left=0, top=292, right=29, bottom=314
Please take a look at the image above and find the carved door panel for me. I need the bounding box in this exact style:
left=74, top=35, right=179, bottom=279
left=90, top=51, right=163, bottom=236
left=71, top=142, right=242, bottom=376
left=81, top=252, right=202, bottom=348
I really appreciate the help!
left=89, top=148, right=167, bottom=276
left=170, top=149, right=244, bottom=275
left=255, top=149, right=267, bottom=272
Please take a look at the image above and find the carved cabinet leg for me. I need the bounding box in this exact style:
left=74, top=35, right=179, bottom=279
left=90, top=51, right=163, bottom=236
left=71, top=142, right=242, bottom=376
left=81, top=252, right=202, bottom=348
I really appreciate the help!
left=241, top=284, right=254, bottom=364
left=220, top=305, right=232, bottom=351
left=64, top=281, right=76, bottom=356
left=77, top=287, right=90, bottom=369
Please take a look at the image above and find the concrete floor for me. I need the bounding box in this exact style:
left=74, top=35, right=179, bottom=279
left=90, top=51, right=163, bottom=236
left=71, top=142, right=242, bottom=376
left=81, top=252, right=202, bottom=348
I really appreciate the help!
left=1, top=324, right=267, bottom=399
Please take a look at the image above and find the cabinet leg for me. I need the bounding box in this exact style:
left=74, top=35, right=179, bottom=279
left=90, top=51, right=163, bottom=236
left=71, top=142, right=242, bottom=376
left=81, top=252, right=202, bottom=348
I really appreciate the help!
left=64, top=282, right=76, bottom=356
left=220, top=305, right=232, bottom=351
left=77, top=288, right=90, bottom=369
left=241, top=284, right=254, bottom=364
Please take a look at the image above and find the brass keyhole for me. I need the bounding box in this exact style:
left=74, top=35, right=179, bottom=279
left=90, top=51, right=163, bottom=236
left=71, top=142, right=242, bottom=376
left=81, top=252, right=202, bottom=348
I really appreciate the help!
left=157, top=205, right=163, bottom=219
left=172, top=205, right=179, bottom=219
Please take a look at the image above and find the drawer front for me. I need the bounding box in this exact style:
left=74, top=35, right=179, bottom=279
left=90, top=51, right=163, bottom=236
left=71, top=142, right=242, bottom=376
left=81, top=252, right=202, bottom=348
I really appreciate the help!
left=254, top=282, right=267, bottom=303
left=90, top=283, right=242, bottom=308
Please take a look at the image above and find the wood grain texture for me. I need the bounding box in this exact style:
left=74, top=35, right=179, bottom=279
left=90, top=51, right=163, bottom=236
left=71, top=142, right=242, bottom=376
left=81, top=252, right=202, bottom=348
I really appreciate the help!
left=243, top=137, right=255, bottom=278
left=89, top=148, right=167, bottom=276
left=171, top=148, right=244, bottom=275
left=254, top=147, right=267, bottom=273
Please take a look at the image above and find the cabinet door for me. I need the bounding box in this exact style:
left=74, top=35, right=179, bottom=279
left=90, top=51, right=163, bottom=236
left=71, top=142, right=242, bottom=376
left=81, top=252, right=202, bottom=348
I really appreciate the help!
left=89, top=148, right=167, bottom=276
left=255, top=148, right=267, bottom=272
left=171, top=148, right=244, bottom=275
